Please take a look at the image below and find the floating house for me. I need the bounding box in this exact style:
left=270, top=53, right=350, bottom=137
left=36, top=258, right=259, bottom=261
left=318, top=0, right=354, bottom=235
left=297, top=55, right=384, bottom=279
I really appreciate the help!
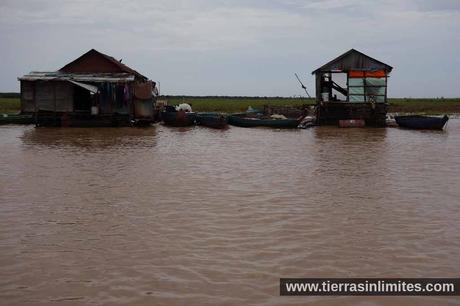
left=19, top=49, right=157, bottom=126
left=312, top=49, right=392, bottom=126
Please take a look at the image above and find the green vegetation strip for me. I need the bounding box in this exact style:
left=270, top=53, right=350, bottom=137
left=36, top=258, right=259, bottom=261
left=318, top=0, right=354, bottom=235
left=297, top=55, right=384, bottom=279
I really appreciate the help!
left=2, top=96, right=460, bottom=114
left=0, top=98, right=21, bottom=114
left=162, top=96, right=314, bottom=112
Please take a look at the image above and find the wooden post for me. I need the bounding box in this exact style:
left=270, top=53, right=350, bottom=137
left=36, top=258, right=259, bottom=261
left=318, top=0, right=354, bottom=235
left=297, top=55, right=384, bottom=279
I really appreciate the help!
left=33, top=82, right=38, bottom=126
left=346, top=73, right=349, bottom=102
left=53, top=82, right=57, bottom=126
left=385, top=74, right=388, bottom=104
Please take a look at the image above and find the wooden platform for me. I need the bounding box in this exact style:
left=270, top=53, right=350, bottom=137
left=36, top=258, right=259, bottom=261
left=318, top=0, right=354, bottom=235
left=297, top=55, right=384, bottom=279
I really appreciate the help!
left=35, top=112, right=133, bottom=127
left=317, top=102, right=387, bottom=127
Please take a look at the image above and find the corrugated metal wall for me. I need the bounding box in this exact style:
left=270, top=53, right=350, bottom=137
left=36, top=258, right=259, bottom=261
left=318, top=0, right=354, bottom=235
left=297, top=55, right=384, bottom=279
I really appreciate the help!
left=134, top=99, right=153, bottom=118
left=133, top=81, right=153, bottom=118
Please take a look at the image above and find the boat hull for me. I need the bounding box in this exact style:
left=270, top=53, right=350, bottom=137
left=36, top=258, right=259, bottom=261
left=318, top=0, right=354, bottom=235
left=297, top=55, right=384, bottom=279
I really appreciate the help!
left=161, top=111, right=197, bottom=127
left=228, top=114, right=300, bottom=128
left=395, top=115, right=449, bottom=130
left=0, top=114, right=34, bottom=125
left=196, top=113, right=228, bottom=129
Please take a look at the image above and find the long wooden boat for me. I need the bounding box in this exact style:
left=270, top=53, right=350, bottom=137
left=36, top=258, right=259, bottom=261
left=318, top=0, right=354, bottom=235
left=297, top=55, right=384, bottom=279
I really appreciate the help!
left=228, top=113, right=300, bottom=128
left=0, top=114, right=34, bottom=125
left=161, top=110, right=197, bottom=127
left=196, top=112, right=228, bottom=129
left=395, top=115, right=449, bottom=130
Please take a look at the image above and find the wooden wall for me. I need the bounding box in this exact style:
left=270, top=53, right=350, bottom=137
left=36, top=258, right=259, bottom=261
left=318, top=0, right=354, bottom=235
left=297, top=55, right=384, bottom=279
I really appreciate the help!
left=21, top=81, right=73, bottom=113
left=317, top=102, right=387, bottom=127
left=20, top=81, right=35, bottom=113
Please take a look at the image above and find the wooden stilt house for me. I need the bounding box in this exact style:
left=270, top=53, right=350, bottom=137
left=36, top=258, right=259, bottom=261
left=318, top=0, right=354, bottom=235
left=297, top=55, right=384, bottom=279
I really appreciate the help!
left=312, top=49, right=392, bottom=126
left=18, top=49, right=157, bottom=127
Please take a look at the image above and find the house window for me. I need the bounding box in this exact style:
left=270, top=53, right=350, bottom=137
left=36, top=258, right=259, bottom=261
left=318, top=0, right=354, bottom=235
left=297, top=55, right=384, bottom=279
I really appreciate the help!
left=348, top=70, right=387, bottom=103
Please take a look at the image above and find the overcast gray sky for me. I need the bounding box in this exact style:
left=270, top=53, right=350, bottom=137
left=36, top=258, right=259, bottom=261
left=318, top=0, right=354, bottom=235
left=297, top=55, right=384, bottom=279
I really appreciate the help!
left=1, top=0, right=459, bottom=97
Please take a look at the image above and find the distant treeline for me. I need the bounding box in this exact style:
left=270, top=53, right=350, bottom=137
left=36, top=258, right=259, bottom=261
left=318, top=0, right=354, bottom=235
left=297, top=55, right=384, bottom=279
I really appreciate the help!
left=0, top=92, right=20, bottom=98
left=0, top=93, right=301, bottom=100
left=1, top=93, right=458, bottom=101
left=1, top=93, right=460, bottom=114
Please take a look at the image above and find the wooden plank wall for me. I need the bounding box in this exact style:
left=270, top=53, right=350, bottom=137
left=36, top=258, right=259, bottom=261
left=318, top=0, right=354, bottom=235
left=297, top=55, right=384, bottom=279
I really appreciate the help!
left=33, top=81, right=73, bottom=112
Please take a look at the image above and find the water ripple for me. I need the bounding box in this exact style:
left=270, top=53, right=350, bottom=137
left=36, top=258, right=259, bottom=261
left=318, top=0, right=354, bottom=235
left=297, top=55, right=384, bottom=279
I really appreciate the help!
left=0, top=123, right=460, bottom=305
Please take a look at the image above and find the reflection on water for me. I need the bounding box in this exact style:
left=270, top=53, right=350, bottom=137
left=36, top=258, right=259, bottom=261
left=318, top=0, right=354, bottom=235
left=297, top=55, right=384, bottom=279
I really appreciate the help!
left=21, top=126, right=158, bottom=150
left=1, top=122, right=460, bottom=306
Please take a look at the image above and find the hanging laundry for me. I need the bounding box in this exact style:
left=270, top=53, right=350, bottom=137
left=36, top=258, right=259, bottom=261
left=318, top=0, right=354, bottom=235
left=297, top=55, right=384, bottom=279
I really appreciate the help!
left=116, top=85, right=123, bottom=108
left=123, top=84, right=129, bottom=105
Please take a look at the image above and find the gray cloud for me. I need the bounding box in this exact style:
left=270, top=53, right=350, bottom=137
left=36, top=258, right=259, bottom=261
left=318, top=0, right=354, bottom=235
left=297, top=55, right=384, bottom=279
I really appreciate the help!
left=0, top=0, right=459, bottom=97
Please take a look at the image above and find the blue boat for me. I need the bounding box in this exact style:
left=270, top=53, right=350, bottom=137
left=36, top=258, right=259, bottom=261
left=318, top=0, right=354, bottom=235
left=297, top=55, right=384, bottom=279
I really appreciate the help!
left=196, top=112, right=228, bottom=129
left=228, top=113, right=301, bottom=128
left=395, top=115, right=449, bottom=130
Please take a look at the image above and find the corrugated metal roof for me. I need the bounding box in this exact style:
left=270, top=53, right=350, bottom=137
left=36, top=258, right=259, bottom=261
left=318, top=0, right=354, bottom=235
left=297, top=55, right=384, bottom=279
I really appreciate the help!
left=18, top=71, right=135, bottom=82
left=68, top=80, right=99, bottom=93
left=59, top=49, right=147, bottom=80
left=312, top=49, right=393, bottom=74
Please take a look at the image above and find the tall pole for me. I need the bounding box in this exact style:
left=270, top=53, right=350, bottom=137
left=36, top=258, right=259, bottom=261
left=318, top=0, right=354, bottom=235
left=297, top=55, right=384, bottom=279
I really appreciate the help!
left=294, top=73, right=311, bottom=98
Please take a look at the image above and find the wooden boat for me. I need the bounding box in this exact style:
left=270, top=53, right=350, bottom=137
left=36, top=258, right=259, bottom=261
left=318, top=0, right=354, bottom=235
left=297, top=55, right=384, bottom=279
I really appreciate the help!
left=161, top=110, right=197, bottom=127
left=0, top=113, right=34, bottom=125
left=385, top=114, right=398, bottom=127
left=228, top=113, right=300, bottom=128
left=395, top=115, right=449, bottom=130
left=297, top=116, right=316, bottom=129
left=196, top=112, right=228, bottom=129
left=131, top=119, right=153, bottom=127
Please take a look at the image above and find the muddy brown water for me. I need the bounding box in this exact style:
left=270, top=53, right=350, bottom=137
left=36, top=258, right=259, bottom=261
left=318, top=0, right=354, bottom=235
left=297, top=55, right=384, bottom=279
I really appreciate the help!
left=1, top=122, right=460, bottom=306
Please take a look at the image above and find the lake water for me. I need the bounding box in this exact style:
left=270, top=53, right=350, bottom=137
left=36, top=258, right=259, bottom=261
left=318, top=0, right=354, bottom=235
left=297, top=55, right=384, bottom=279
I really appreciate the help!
left=1, top=122, right=460, bottom=305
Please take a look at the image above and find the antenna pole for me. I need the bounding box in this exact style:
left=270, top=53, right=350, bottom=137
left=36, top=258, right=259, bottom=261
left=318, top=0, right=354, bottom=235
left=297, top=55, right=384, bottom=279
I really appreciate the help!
left=294, top=73, right=311, bottom=98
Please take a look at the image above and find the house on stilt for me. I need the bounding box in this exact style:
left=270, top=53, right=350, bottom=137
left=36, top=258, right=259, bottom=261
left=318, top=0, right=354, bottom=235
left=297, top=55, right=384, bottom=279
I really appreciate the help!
left=312, top=49, right=392, bottom=126
left=18, top=49, right=158, bottom=127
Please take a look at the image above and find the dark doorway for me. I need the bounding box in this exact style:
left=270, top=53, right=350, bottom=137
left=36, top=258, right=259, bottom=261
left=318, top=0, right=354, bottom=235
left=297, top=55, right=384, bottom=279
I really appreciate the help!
left=73, top=86, right=92, bottom=112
